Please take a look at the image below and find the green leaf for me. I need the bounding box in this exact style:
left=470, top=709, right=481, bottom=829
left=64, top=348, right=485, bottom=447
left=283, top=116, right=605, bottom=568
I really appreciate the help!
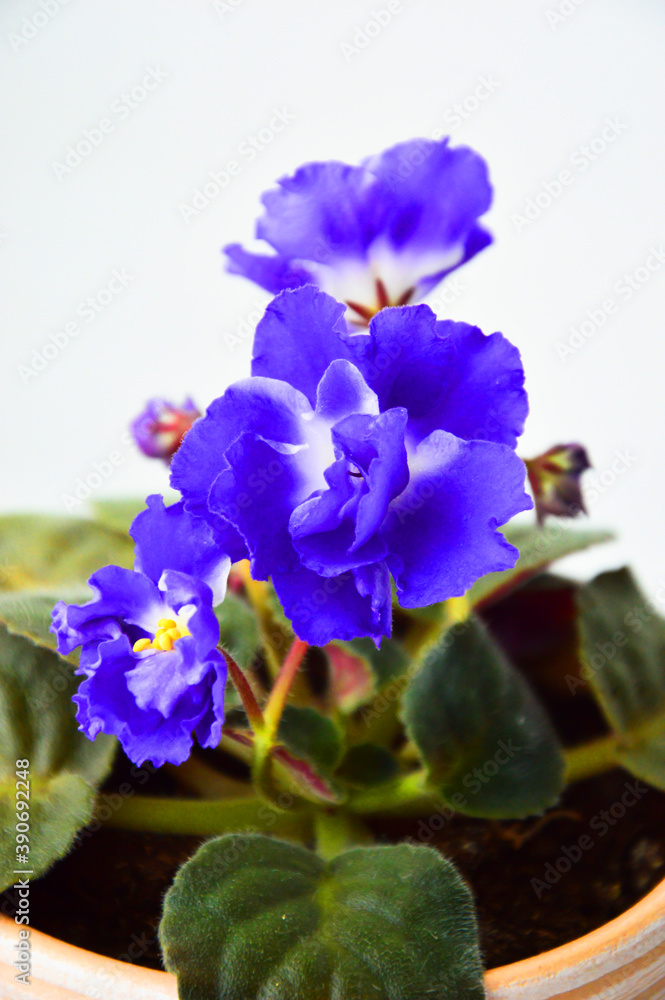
left=215, top=591, right=262, bottom=670
left=278, top=706, right=345, bottom=776
left=335, top=744, right=400, bottom=789
left=402, top=617, right=565, bottom=818
left=0, top=589, right=88, bottom=659
left=468, top=524, right=614, bottom=610
left=0, top=626, right=116, bottom=890
left=575, top=568, right=665, bottom=788
left=0, top=514, right=133, bottom=592
left=89, top=497, right=147, bottom=534
left=347, top=636, right=410, bottom=686
left=159, top=835, right=485, bottom=1000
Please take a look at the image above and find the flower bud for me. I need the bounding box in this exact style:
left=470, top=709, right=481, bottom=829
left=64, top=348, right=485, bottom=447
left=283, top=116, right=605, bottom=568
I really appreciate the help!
left=526, top=444, right=591, bottom=523
left=131, top=398, right=200, bottom=462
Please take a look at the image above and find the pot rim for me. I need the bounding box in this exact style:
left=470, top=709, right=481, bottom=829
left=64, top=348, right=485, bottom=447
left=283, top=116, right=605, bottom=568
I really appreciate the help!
left=485, top=875, right=665, bottom=996
left=1, top=876, right=664, bottom=997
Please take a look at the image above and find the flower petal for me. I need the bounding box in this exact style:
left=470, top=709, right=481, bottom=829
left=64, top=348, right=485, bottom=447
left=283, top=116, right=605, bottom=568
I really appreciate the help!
left=256, top=160, right=382, bottom=261
left=170, top=375, right=311, bottom=532
left=358, top=305, right=528, bottom=447
left=382, top=430, right=532, bottom=607
left=131, top=495, right=231, bottom=605
left=251, top=286, right=352, bottom=406
left=209, top=434, right=310, bottom=579
left=223, top=243, right=312, bottom=294
left=272, top=565, right=390, bottom=646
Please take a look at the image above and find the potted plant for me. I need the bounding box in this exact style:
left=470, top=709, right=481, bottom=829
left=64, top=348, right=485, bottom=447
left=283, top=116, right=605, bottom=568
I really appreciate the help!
left=1, top=138, right=663, bottom=1000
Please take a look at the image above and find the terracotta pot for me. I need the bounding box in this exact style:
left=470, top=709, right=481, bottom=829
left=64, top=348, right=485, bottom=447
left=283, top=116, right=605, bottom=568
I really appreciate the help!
left=0, top=878, right=664, bottom=999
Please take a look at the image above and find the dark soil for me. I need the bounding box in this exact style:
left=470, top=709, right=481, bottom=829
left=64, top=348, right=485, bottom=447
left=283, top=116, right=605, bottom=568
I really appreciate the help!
left=4, top=765, right=664, bottom=972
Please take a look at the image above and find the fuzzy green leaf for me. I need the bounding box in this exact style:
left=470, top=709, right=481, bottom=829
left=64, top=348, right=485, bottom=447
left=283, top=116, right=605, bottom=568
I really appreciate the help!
left=0, top=589, right=88, bottom=659
left=402, top=617, right=565, bottom=818
left=89, top=497, right=147, bottom=534
left=215, top=592, right=262, bottom=670
left=468, top=524, right=614, bottom=610
left=0, top=626, right=115, bottom=890
left=277, top=706, right=345, bottom=776
left=576, top=568, right=665, bottom=788
left=159, top=835, right=485, bottom=1000
left=335, top=744, right=400, bottom=789
left=0, top=514, right=133, bottom=593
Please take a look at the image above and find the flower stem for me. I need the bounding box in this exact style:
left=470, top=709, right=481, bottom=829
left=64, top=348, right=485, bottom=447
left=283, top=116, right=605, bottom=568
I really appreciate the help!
left=262, top=638, right=309, bottom=744
left=222, top=649, right=265, bottom=734
left=565, top=733, right=620, bottom=784
left=165, top=756, right=254, bottom=800
left=314, top=810, right=373, bottom=860
left=251, top=637, right=309, bottom=801
left=100, top=793, right=313, bottom=839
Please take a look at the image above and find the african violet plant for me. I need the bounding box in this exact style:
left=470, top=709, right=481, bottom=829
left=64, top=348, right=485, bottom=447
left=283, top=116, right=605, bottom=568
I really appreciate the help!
left=1, top=138, right=664, bottom=1000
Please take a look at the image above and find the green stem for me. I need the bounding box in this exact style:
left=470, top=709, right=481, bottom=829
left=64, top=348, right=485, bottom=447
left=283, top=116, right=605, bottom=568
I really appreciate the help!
left=235, top=561, right=291, bottom=682
left=348, top=769, right=433, bottom=815
left=223, top=649, right=265, bottom=733
left=100, top=793, right=313, bottom=840
left=314, top=810, right=373, bottom=860
left=565, top=733, right=620, bottom=784
left=165, top=756, right=254, bottom=800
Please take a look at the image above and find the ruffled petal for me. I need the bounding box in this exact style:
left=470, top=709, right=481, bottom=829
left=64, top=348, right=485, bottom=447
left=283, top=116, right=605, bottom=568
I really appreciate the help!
left=224, top=243, right=312, bottom=295
left=51, top=566, right=164, bottom=655
left=256, top=161, right=382, bottom=261
left=382, top=430, right=532, bottom=607
left=357, top=305, right=528, bottom=447
left=332, top=408, right=409, bottom=549
left=131, top=495, right=231, bottom=605
left=251, top=286, right=351, bottom=406
left=73, top=635, right=225, bottom=767
left=363, top=138, right=492, bottom=258
left=209, top=434, right=311, bottom=579
left=170, top=375, right=311, bottom=529
left=272, top=564, right=390, bottom=646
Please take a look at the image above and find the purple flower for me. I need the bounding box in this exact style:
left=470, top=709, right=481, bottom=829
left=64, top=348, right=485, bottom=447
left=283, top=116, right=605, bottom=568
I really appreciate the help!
left=224, top=138, right=492, bottom=325
left=526, top=444, right=591, bottom=524
left=171, top=286, right=531, bottom=646
left=51, top=495, right=233, bottom=767
left=131, top=397, right=201, bottom=462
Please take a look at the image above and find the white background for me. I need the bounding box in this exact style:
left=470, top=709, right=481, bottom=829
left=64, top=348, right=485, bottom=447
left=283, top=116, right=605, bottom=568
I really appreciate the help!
left=1, top=0, right=664, bottom=598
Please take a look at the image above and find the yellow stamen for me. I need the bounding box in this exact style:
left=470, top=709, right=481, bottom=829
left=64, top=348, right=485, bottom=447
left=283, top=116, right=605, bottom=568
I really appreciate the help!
left=158, top=618, right=177, bottom=629
left=133, top=637, right=152, bottom=652
left=156, top=632, right=174, bottom=651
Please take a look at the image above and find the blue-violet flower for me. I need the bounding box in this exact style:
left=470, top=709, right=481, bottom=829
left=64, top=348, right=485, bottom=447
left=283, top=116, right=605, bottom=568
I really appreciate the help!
left=224, top=137, right=492, bottom=325
left=171, top=285, right=532, bottom=646
left=51, top=495, right=231, bottom=767
left=132, top=397, right=201, bottom=462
